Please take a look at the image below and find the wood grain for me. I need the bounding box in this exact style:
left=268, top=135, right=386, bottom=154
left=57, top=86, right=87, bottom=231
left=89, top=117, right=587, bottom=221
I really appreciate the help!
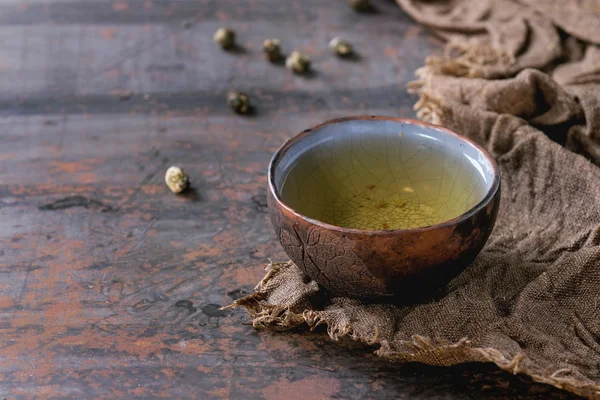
left=0, top=0, right=581, bottom=398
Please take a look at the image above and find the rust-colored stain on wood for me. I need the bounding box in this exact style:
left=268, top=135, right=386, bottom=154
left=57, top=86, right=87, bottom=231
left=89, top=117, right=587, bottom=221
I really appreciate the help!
left=0, top=0, right=578, bottom=398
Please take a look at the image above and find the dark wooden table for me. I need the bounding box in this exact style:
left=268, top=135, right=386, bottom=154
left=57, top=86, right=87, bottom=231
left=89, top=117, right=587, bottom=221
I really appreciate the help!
left=0, top=1, right=582, bottom=398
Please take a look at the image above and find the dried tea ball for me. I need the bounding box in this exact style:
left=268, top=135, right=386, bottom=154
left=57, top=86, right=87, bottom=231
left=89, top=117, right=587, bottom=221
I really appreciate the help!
left=263, top=38, right=282, bottom=62
left=329, top=37, right=353, bottom=57
left=347, top=0, right=372, bottom=12
left=227, top=91, right=251, bottom=114
left=286, top=51, right=311, bottom=74
left=213, top=27, right=235, bottom=49
left=165, top=166, right=189, bottom=194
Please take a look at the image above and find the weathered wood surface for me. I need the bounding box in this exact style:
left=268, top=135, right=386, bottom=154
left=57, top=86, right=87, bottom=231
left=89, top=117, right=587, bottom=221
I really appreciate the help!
left=0, top=0, right=582, bottom=398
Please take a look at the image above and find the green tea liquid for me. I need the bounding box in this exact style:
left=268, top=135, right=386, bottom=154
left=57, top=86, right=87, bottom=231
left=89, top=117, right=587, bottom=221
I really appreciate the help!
left=280, top=135, right=487, bottom=230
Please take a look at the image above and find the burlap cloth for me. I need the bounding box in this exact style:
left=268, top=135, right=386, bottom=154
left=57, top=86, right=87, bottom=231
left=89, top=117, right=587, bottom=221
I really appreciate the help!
left=228, top=1, right=600, bottom=398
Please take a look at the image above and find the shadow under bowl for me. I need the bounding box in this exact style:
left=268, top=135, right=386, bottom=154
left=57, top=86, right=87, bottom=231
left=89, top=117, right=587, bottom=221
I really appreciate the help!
left=267, top=116, right=501, bottom=300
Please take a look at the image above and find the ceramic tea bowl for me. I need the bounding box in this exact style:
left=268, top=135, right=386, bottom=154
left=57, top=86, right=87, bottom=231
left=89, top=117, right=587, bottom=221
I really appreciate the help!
left=267, top=116, right=500, bottom=299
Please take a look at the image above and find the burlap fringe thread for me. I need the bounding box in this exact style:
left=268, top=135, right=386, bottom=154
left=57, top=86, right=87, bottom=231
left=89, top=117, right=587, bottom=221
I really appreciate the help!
left=407, top=41, right=513, bottom=124
left=226, top=262, right=600, bottom=399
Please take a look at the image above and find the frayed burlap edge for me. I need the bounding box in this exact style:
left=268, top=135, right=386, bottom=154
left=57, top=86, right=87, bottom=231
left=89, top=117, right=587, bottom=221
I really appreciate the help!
left=226, top=262, right=600, bottom=400
left=408, top=41, right=515, bottom=82
left=407, top=48, right=461, bottom=125
left=405, top=38, right=525, bottom=124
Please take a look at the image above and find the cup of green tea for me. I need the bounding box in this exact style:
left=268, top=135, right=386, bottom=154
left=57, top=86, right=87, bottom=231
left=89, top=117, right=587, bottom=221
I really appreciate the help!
left=267, top=116, right=500, bottom=299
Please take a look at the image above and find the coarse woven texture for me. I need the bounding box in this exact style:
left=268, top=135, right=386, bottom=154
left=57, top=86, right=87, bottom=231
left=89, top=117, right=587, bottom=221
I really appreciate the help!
left=229, top=1, right=600, bottom=399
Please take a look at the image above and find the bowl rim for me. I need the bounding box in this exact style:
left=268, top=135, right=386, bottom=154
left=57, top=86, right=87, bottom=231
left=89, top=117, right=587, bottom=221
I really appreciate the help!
left=268, top=115, right=501, bottom=235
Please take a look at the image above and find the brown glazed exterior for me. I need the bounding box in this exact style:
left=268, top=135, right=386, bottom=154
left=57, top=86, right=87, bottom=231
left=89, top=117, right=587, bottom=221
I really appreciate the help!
left=268, top=116, right=501, bottom=299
